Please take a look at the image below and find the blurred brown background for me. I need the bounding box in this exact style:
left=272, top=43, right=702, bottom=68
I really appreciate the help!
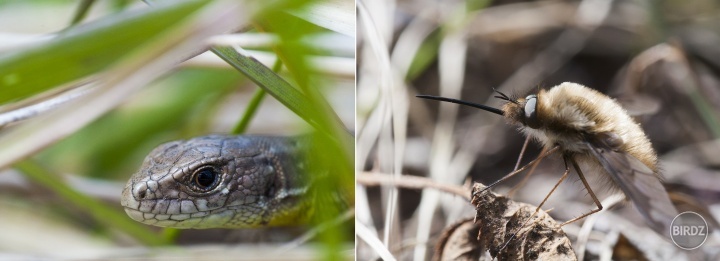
left=357, top=0, right=720, bottom=260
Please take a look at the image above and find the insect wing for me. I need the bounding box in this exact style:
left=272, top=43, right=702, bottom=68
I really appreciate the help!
left=585, top=142, right=678, bottom=238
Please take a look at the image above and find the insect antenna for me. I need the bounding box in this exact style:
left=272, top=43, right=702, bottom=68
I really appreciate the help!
left=492, top=88, right=518, bottom=104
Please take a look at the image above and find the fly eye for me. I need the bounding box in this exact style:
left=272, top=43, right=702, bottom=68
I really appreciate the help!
left=524, top=95, right=541, bottom=129
left=192, top=166, right=220, bottom=191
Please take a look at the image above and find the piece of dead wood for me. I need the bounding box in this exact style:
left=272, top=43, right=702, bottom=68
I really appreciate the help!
left=433, top=218, right=490, bottom=261
left=430, top=182, right=578, bottom=260
left=469, top=183, right=576, bottom=260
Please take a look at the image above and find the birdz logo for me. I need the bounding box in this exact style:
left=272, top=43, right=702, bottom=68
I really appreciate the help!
left=670, top=211, right=708, bottom=250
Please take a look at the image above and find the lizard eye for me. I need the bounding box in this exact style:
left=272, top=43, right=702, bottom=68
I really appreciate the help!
left=192, top=166, right=221, bottom=191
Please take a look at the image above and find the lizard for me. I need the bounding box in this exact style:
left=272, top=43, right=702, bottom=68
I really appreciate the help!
left=120, top=135, right=343, bottom=229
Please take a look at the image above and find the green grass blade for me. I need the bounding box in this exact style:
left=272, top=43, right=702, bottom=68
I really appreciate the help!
left=211, top=46, right=327, bottom=132
left=0, top=0, right=209, bottom=104
left=68, top=0, right=96, bottom=26
left=230, top=58, right=283, bottom=135
left=232, top=88, right=267, bottom=135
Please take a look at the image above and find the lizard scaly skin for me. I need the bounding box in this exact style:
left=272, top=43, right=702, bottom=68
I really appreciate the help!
left=120, top=135, right=313, bottom=229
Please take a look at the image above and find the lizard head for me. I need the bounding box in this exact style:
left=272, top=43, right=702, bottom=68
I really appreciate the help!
left=121, top=135, right=307, bottom=229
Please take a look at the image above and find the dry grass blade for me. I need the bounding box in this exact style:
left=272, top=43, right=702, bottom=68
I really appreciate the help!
left=289, top=0, right=354, bottom=37
left=471, top=183, right=576, bottom=260
left=356, top=220, right=397, bottom=261
left=0, top=85, right=92, bottom=128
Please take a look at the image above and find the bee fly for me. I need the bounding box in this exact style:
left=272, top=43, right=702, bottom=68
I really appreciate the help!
left=417, top=82, right=679, bottom=238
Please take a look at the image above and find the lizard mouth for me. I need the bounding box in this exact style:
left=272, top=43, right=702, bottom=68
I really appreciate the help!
left=123, top=208, right=145, bottom=222
left=120, top=178, right=237, bottom=229
left=123, top=207, right=213, bottom=228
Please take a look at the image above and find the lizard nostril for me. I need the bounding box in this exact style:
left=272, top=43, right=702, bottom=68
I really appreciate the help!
left=134, top=183, right=149, bottom=200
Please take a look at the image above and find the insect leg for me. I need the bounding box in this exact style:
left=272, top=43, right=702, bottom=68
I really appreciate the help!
left=474, top=146, right=559, bottom=197
left=497, top=155, right=572, bottom=252
left=533, top=157, right=571, bottom=214
left=561, top=157, right=603, bottom=226
left=507, top=142, right=547, bottom=197
left=512, top=135, right=532, bottom=171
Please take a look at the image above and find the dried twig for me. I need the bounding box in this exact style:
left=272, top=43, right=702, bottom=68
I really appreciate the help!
left=357, top=172, right=470, bottom=200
